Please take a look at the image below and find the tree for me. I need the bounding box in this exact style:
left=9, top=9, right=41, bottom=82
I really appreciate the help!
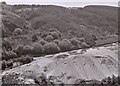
left=78, top=38, right=85, bottom=42
left=18, top=55, right=33, bottom=64
left=49, top=28, right=58, bottom=32
left=2, top=28, right=8, bottom=38
left=80, top=42, right=89, bottom=48
left=32, top=42, right=43, bottom=56
left=32, top=34, right=38, bottom=42
left=45, top=35, right=54, bottom=42
left=92, top=35, right=98, bottom=41
left=23, top=45, right=33, bottom=55
left=1, top=1, right=6, bottom=4
left=58, top=39, right=72, bottom=52
left=2, top=60, right=6, bottom=70
left=15, top=45, right=24, bottom=57
left=6, top=60, right=13, bottom=69
left=70, top=38, right=80, bottom=47
left=50, top=31, right=61, bottom=39
left=41, top=32, right=47, bottom=38
left=14, top=28, right=22, bottom=35
left=68, top=30, right=75, bottom=35
left=2, top=39, right=12, bottom=51
left=2, top=50, right=17, bottom=60
left=39, top=39, right=47, bottom=46
left=43, top=42, right=60, bottom=54
left=53, top=39, right=60, bottom=45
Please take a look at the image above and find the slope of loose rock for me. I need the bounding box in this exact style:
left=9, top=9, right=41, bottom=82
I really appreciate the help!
left=2, top=43, right=118, bottom=84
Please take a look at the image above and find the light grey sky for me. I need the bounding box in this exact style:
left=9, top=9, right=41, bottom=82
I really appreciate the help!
left=1, top=0, right=119, bottom=7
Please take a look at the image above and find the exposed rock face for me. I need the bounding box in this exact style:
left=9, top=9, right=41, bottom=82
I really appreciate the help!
left=2, top=43, right=118, bottom=84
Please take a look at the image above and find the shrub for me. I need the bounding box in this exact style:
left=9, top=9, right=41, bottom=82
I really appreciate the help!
left=32, top=42, right=43, bottom=56
left=58, top=39, right=72, bottom=52
left=41, top=32, right=47, bottom=38
left=70, top=38, right=80, bottom=47
left=45, top=35, right=54, bottom=42
left=78, top=38, right=85, bottom=42
left=53, top=39, right=60, bottom=45
left=85, top=37, right=96, bottom=47
left=32, top=34, right=38, bottom=42
left=2, top=49, right=7, bottom=60
left=63, top=39, right=72, bottom=45
left=6, top=61, right=13, bottom=68
left=80, top=42, right=89, bottom=48
left=2, top=39, right=12, bottom=51
left=18, top=55, right=33, bottom=64
left=15, top=45, right=24, bottom=57
left=92, top=35, right=98, bottom=41
left=68, top=30, right=75, bottom=35
left=43, top=42, right=60, bottom=54
left=2, top=28, right=7, bottom=38
left=1, top=1, right=6, bottom=4
left=33, top=72, right=51, bottom=85
left=39, top=39, right=47, bottom=46
left=2, top=60, right=6, bottom=70
left=50, top=31, right=61, bottom=39
left=49, top=28, right=58, bottom=32
left=2, top=51, right=17, bottom=60
left=23, top=45, right=33, bottom=55
left=14, top=28, right=22, bottom=35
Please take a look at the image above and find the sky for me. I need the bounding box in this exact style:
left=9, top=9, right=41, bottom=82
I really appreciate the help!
left=1, top=0, right=120, bottom=7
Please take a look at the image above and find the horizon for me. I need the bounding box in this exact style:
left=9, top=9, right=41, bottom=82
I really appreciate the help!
left=1, top=0, right=119, bottom=7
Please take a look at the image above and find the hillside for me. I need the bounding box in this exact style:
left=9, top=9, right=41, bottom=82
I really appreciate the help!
left=1, top=3, right=118, bottom=40
left=12, top=5, right=118, bottom=34
left=1, top=2, right=119, bottom=85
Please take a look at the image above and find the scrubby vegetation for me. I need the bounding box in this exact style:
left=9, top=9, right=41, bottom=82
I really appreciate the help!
left=14, top=28, right=22, bottom=35
left=32, top=42, right=43, bottom=56
left=2, top=72, right=120, bottom=85
left=1, top=1, right=119, bottom=73
left=58, top=39, right=73, bottom=52
left=43, top=42, right=60, bottom=54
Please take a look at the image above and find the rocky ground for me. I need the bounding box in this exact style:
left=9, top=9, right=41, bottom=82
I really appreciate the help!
left=1, top=43, right=119, bottom=85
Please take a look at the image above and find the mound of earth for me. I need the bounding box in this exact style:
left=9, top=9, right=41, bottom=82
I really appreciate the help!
left=2, top=43, right=118, bottom=84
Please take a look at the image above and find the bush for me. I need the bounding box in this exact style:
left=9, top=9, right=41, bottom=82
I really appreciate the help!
left=39, top=39, right=47, bottom=46
left=85, top=38, right=96, bottom=47
left=14, top=28, right=22, bottom=35
left=92, top=35, right=98, bottom=41
left=18, top=55, right=33, bottom=64
left=53, top=39, right=60, bottom=45
left=41, top=32, right=47, bottom=38
left=70, top=38, right=80, bottom=47
left=50, top=31, right=61, bottom=39
left=49, top=28, right=58, bottom=32
left=2, top=39, right=12, bottom=51
left=32, top=42, right=43, bottom=56
left=45, top=35, right=54, bottom=42
left=33, top=72, right=52, bottom=85
left=15, top=45, right=24, bottom=57
left=2, top=28, right=7, bottom=38
left=43, top=42, right=60, bottom=54
left=32, top=34, right=38, bottom=42
left=68, top=30, right=75, bottom=35
left=2, top=50, right=17, bottom=60
left=58, top=39, right=72, bottom=52
left=6, top=61, right=13, bottom=68
left=23, top=45, right=33, bottom=55
left=80, top=42, right=89, bottom=48
left=78, top=38, right=85, bottom=42
left=2, top=60, right=6, bottom=70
